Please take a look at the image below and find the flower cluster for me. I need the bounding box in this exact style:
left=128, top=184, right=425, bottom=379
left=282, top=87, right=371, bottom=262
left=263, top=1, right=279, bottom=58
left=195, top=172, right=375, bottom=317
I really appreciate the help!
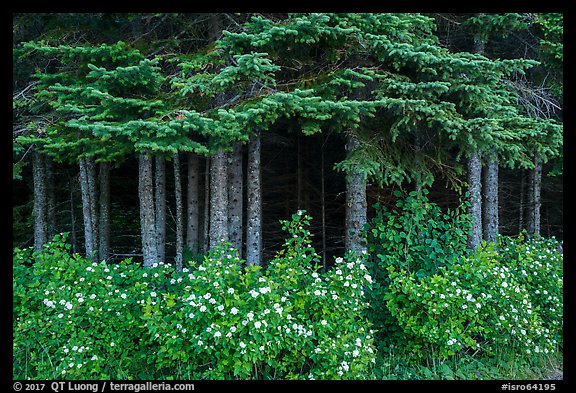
left=142, top=211, right=376, bottom=379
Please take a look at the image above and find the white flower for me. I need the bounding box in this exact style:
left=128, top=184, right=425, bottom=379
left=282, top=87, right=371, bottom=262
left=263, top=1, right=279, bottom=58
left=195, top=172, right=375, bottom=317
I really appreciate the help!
left=314, top=290, right=322, bottom=296
left=198, top=340, right=203, bottom=346
left=335, top=257, right=343, bottom=264
left=228, top=288, right=235, bottom=294
left=502, top=282, right=508, bottom=288
left=57, top=313, right=64, bottom=319
left=150, top=292, right=157, bottom=297
left=254, top=321, right=262, bottom=329
left=91, top=355, right=98, bottom=361
left=321, top=320, right=327, bottom=326
left=231, top=307, right=239, bottom=315
left=209, top=298, right=216, bottom=304
left=217, top=305, right=224, bottom=311
left=352, top=349, right=359, bottom=357
left=239, top=341, right=247, bottom=349
left=200, top=305, right=207, bottom=312
left=259, top=287, right=270, bottom=294
left=142, top=273, right=148, bottom=277
left=110, top=342, right=115, bottom=347
left=120, top=293, right=127, bottom=299
left=364, top=274, right=373, bottom=284
left=89, top=294, right=96, bottom=300
left=214, top=331, right=222, bottom=338
left=230, top=326, right=237, bottom=333
left=204, top=293, right=211, bottom=300
left=65, top=302, right=73, bottom=310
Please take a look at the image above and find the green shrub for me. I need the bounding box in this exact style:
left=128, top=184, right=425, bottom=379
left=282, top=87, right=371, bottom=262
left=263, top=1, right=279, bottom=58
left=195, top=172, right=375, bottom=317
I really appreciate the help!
left=364, top=191, right=563, bottom=366
left=13, top=233, right=167, bottom=379
left=364, top=190, right=471, bottom=347
left=14, top=212, right=377, bottom=380
left=142, top=211, right=376, bottom=379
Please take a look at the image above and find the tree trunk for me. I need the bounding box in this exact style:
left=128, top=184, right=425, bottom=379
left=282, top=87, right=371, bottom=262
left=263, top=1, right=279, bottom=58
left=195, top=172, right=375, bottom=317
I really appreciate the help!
left=344, top=134, right=367, bottom=254
left=527, top=153, right=542, bottom=235
left=209, top=151, right=229, bottom=247
left=246, top=130, right=262, bottom=265
left=155, top=156, right=166, bottom=262
left=518, top=170, right=525, bottom=233
left=228, top=142, right=243, bottom=255
left=32, top=150, right=48, bottom=251
left=45, top=155, right=57, bottom=240
left=174, top=153, right=184, bottom=271
left=186, top=153, right=200, bottom=254
left=139, top=154, right=158, bottom=267
left=87, top=157, right=99, bottom=261
left=202, top=157, right=210, bottom=254
left=79, top=156, right=97, bottom=261
left=482, top=151, right=499, bottom=243
left=467, top=151, right=483, bottom=250
left=98, top=162, right=110, bottom=262
left=321, top=136, right=327, bottom=270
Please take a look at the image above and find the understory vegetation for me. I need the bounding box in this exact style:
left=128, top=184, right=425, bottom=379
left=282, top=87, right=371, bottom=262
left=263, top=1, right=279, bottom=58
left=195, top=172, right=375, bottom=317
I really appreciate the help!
left=14, top=194, right=563, bottom=380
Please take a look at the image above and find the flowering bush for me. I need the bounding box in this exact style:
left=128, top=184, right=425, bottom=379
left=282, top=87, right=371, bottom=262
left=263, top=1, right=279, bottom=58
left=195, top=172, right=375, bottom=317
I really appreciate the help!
left=365, top=192, right=563, bottom=365
left=13, top=233, right=170, bottom=379
left=364, top=190, right=471, bottom=346
left=142, top=211, right=376, bottom=379
left=13, top=212, right=377, bottom=380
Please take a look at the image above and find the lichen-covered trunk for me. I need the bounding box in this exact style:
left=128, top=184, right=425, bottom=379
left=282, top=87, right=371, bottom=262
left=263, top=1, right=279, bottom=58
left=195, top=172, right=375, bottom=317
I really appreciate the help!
left=209, top=151, right=229, bottom=247
left=87, top=157, right=99, bottom=260
left=139, top=154, right=158, bottom=268
left=202, top=157, right=210, bottom=254
left=98, top=162, right=110, bottom=262
left=467, top=152, right=483, bottom=250
left=79, top=156, right=98, bottom=261
left=186, top=153, right=200, bottom=255
left=246, top=131, right=262, bottom=266
left=32, top=150, right=48, bottom=251
left=174, top=153, right=184, bottom=271
left=228, top=142, right=243, bottom=255
left=155, top=156, right=166, bottom=262
left=345, top=134, right=367, bottom=255
left=482, top=151, right=499, bottom=243
left=527, top=153, right=542, bottom=236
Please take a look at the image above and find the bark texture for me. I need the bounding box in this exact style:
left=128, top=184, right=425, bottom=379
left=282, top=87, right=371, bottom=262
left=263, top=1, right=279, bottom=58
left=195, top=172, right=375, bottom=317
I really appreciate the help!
left=344, top=134, right=367, bottom=255
left=174, top=153, right=184, bottom=271
left=154, top=156, right=166, bottom=262
left=467, top=151, right=483, bottom=250
left=246, top=131, right=262, bottom=266
left=228, top=142, right=243, bottom=255
left=32, top=150, right=48, bottom=251
left=139, top=154, right=157, bottom=267
left=483, top=151, right=499, bottom=243
left=527, top=153, right=542, bottom=235
left=98, top=162, right=110, bottom=262
left=186, top=153, right=200, bottom=254
left=209, top=151, right=229, bottom=247
left=79, top=156, right=98, bottom=261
